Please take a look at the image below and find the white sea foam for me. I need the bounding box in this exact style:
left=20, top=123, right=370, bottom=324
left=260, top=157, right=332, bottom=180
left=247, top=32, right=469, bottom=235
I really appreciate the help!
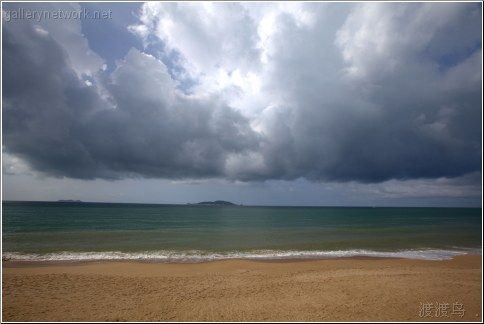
left=2, top=249, right=479, bottom=262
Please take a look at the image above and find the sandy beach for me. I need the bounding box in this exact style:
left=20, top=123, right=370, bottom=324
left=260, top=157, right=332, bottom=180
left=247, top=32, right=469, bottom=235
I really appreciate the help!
left=2, top=255, right=482, bottom=322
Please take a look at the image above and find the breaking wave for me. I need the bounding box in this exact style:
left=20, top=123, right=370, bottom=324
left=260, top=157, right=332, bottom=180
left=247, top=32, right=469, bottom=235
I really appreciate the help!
left=3, top=248, right=479, bottom=262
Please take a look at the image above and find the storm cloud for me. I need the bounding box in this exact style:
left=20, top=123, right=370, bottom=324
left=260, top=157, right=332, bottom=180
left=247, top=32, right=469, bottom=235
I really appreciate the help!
left=2, top=2, right=482, bottom=183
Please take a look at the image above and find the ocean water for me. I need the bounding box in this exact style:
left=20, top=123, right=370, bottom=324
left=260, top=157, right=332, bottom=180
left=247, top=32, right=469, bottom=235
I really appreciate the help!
left=2, top=201, right=482, bottom=262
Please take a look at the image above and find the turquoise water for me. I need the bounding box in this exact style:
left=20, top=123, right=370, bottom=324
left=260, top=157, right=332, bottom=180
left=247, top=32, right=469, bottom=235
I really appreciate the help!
left=2, top=201, right=482, bottom=261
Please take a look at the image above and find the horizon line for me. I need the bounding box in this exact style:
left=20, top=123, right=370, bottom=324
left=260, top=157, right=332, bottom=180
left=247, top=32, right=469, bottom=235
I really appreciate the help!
left=1, top=199, right=481, bottom=209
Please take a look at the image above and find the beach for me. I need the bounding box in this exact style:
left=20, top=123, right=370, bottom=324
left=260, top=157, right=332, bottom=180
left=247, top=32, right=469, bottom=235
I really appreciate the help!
left=2, top=255, right=482, bottom=322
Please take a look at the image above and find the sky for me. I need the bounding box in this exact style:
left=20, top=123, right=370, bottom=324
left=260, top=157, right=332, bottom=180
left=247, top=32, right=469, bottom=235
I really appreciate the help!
left=1, top=2, right=482, bottom=207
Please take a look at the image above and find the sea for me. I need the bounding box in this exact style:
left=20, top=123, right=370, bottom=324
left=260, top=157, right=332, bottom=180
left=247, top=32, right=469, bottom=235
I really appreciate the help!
left=2, top=201, right=482, bottom=262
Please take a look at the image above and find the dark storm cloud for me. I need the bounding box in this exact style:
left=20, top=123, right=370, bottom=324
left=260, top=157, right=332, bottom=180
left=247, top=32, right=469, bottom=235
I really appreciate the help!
left=2, top=19, right=260, bottom=179
left=2, top=2, right=482, bottom=184
left=225, top=3, right=482, bottom=183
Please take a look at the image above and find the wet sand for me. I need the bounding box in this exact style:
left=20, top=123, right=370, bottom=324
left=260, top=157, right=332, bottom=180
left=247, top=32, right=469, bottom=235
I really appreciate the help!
left=2, top=255, right=482, bottom=321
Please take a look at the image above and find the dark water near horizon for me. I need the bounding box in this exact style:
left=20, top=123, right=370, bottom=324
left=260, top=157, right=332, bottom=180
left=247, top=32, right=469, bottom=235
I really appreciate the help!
left=2, top=201, right=482, bottom=261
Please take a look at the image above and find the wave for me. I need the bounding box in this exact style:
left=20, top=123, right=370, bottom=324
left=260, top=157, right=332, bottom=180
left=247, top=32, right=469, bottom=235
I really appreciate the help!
left=2, top=248, right=480, bottom=262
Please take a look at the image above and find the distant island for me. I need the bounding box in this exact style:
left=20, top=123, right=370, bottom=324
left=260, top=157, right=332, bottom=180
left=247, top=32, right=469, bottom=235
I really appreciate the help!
left=57, top=200, right=83, bottom=203
left=193, top=200, right=237, bottom=206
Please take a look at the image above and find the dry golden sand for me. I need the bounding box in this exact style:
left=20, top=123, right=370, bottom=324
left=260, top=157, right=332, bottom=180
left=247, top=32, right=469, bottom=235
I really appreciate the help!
left=2, top=255, right=482, bottom=322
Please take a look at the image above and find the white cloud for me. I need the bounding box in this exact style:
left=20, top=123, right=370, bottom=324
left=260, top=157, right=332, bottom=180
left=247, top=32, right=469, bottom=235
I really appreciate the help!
left=110, top=48, right=177, bottom=104
left=336, top=2, right=481, bottom=85
left=131, top=2, right=260, bottom=74
left=130, top=2, right=272, bottom=118
left=2, top=152, right=35, bottom=176
left=350, top=173, right=482, bottom=200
